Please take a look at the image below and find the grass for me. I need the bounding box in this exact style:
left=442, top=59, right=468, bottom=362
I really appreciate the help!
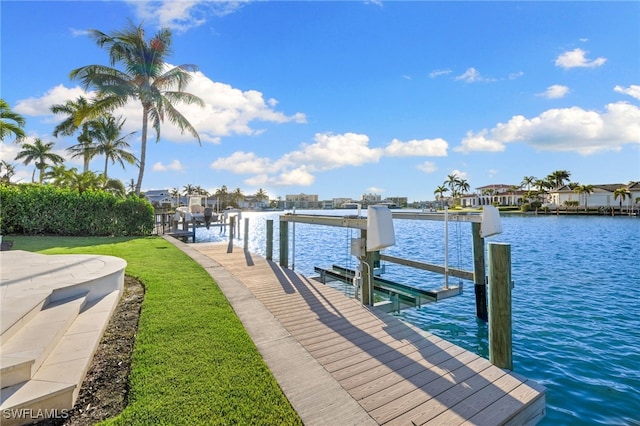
left=8, top=236, right=302, bottom=425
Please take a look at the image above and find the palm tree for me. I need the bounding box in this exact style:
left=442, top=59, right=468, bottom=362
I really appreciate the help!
left=215, top=185, right=230, bottom=209
left=0, top=160, right=17, bottom=183
left=613, top=187, right=631, bottom=210
left=0, top=99, right=26, bottom=143
left=100, top=177, right=126, bottom=198
left=182, top=184, right=195, bottom=196
left=70, top=21, right=204, bottom=195
left=45, top=164, right=75, bottom=187
left=15, top=138, right=65, bottom=183
left=91, top=115, right=137, bottom=177
left=547, top=170, right=571, bottom=189
left=456, top=178, right=470, bottom=196
left=231, top=187, right=244, bottom=207
left=574, top=184, right=594, bottom=212
left=433, top=185, right=448, bottom=202
left=444, top=173, right=460, bottom=194
left=126, top=178, right=136, bottom=195
left=50, top=96, right=99, bottom=172
left=521, top=176, right=536, bottom=191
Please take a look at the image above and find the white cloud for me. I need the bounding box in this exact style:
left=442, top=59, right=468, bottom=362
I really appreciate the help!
left=538, top=84, right=570, bottom=99
left=210, top=132, right=452, bottom=188
left=14, top=85, right=90, bottom=117
left=456, top=130, right=506, bottom=153
left=454, top=67, right=495, bottom=83
left=456, top=102, right=640, bottom=155
left=555, top=48, right=607, bottom=69
left=509, top=71, right=524, bottom=80
left=152, top=160, right=184, bottom=172
left=384, top=138, right=448, bottom=157
left=125, top=0, right=247, bottom=32
left=366, top=186, right=385, bottom=194
left=417, top=161, right=438, bottom=174
left=210, top=151, right=273, bottom=174
left=614, top=84, right=640, bottom=100
left=429, top=69, right=452, bottom=78
left=279, top=132, right=383, bottom=172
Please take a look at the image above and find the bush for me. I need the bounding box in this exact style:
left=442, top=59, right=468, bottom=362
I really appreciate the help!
left=0, top=184, right=154, bottom=236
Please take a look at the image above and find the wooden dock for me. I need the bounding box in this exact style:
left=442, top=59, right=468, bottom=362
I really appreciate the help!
left=185, top=241, right=545, bottom=425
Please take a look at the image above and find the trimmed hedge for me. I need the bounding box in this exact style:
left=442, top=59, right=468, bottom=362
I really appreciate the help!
left=0, top=184, right=154, bottom=236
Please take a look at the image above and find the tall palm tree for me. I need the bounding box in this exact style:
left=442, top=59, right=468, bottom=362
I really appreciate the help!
left=231, top=187, right=244, bottom=207
left=215, top=185, right=230, bottom=209
left=70, top=21, right=204, bottom=195
left=613, top=187, right=631, bottom=210
left=0, top=99, right=26, bottom=143
left=255, top=188, right=268, bottom=205
left=91, top=115, right=137, bottom=177
left=456, top=178, right=470, bottom=196
left=521, top=176, right=536, bottom=191
left=574, top=184, right=594, bottom=212
left=444, top=173, right=460, bottom=194
left=547, top=170, right=571, bottom=189
left=50, top=96, right=99, bottom=172
left=15, top=138, right=65, bottom=183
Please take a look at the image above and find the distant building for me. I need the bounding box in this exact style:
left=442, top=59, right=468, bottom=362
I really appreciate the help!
left=285, top=193, right=319, bottom=209
left=460, top=184, right=524, bottom=207
left=548, top=182, right=640, bottom=209
left=145, top=189, right=181, bottom=208
left=361, top=193, right=381, bottom=205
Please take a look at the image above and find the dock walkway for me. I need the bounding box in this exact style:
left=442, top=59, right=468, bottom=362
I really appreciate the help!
left=167, top=237, right=545, bottom=426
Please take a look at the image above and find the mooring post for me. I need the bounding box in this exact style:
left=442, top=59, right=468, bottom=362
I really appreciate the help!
left=359, top=229, right=375, bottom=306
left=266, top=220, right=273, bottom=260
left=244, top=218, right=249, bottom=249
left=279, top=220, right=289, bottom=268
left=227, top=216, right=235, bottom=253
left=488, top=242, right=513, bottom=370
left=472, top=222, right=488, bottom=322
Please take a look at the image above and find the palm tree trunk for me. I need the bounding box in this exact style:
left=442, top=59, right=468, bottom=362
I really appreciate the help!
left=104, top=157, right=109, bottom=178
left=135, top=107, right=149, bottom=195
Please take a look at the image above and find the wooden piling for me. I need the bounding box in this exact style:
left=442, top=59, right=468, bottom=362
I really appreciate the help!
left=244, top=218, right=249, bottom=249
left=472, top=222, right=488, bottom=322
left=279, top=220, right=289, bottom=268
left=266, top=220, right=273, bottom=260
left=488, top=242, right=513, bottom=370
left=227, top=216, right=235, bottom=253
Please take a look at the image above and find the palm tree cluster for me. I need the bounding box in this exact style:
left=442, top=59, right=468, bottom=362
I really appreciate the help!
left=1, top=20, right=203, bottom=197
left=433, top=173, right=470, bottom=205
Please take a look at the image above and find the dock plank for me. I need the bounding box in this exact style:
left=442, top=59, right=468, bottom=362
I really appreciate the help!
left=191, top=243, right=545, bottom=426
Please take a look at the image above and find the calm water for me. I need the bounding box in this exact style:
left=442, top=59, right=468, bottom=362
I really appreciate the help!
left=195, top=210, right=640, bottom=425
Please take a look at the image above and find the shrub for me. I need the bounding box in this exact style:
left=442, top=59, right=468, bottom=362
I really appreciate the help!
left=0, top=184, right=154, bottom=236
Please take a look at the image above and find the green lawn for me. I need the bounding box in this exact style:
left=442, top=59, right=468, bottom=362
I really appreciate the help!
left=9, top=236, right=302, bottom=425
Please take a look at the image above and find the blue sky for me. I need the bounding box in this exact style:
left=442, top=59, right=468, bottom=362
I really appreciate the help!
left=2, top=1, right=639, bottom=202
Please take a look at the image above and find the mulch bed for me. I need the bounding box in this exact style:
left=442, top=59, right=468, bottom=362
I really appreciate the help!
left=36, top=276, right=144, bottom=425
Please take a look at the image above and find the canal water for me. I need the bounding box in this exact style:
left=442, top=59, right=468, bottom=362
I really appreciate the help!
left=195, top=210, right=640, bottom=425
